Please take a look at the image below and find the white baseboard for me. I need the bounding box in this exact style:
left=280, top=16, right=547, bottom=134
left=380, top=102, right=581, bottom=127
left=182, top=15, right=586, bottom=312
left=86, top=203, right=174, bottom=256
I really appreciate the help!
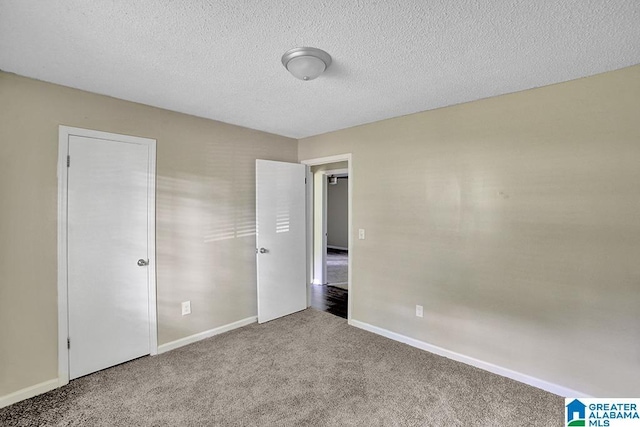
left=0, top=378, right=63, bottom=409
left=348, top=319, right=590, bottom=398
left=327, top=245, right=348, bottom=251
left=157, top=316, right=257, bottom=354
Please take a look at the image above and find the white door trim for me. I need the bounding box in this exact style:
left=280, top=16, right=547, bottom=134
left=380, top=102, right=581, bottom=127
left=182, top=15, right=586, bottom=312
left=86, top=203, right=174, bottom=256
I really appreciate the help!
left=57, top=126, right=157, bottom=386
left=305, top=167, right=312, bottom=307
left=323, top=168, right=349, bottom=176
left=313, top=171, right=328, bottom=285
left=301, top=154, right=353, bottom=321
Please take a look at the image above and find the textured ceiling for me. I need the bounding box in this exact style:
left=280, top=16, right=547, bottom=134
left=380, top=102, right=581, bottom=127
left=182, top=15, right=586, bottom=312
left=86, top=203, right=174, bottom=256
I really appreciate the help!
left=1, top=1, right=639, bottom=139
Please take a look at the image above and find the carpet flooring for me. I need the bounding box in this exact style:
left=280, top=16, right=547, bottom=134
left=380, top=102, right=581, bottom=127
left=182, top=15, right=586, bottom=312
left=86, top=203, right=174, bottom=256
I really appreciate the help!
left=1, top=309, right=563, bottom=426
left=326, top=250, right=348, bottom=289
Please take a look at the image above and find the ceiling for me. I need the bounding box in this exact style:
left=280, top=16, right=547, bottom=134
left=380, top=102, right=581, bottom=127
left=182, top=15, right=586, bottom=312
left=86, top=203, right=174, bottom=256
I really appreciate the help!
left=1, top=1, right=639, bottom=139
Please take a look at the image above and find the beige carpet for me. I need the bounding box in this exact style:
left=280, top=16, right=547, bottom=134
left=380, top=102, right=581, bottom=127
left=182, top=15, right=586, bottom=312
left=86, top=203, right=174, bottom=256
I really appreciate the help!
left=0, top=309, right=563, bottom=426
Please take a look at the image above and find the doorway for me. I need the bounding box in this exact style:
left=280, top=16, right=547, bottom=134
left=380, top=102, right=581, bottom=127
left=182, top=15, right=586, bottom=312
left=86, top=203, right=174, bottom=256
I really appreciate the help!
left=301, top=155, right=352, bottom=320
left=325, top=171, right=348, bottom=290
left=57, top=126, right=157, bottom=384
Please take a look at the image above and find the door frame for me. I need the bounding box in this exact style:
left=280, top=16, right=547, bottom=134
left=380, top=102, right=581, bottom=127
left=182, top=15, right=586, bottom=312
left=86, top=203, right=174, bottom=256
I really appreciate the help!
left=301, top=154, right=353, bottom=321
left=57, top=126, right=158, bottom=386
left=313, top=169, right=327, bottom=285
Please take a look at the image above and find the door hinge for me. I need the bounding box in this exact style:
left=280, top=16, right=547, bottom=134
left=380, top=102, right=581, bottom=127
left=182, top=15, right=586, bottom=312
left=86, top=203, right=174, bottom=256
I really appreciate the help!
left=67, top=338, right=70, bottom=349
left=67, top=155, right=70, bottom=167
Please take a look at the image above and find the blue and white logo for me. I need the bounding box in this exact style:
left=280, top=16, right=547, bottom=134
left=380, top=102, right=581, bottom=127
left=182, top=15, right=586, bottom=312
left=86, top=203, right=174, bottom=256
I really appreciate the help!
left=565, top=398, right=640, bottom=427
left=567, top=399, right=587, bottom=426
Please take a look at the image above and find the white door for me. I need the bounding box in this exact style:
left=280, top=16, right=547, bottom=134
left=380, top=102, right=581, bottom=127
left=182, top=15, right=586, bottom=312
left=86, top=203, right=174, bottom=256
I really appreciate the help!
left=256, top=160, right=308, bottom=323
left=67, top=133, right=153, bottom=379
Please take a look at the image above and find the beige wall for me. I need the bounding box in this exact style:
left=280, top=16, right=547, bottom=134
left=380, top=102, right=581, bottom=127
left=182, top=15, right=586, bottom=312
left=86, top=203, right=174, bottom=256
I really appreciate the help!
left=0, top=72, right=297, bottom=396
left=299, top=65, right=640, bottom=397
left=2, top=64, right=639, bottom=400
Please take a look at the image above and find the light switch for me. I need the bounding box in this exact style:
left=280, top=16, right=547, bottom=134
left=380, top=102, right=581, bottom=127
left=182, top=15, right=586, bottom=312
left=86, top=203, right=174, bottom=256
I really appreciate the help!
left=182, top=301, right=191, bottom=316
left=358, top=229, right=365, bottom=240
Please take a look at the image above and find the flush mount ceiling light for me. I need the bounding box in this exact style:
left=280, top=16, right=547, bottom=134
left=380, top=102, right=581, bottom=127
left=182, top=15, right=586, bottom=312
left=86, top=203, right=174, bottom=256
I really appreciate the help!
left=281, top=47, right=332, bottom=81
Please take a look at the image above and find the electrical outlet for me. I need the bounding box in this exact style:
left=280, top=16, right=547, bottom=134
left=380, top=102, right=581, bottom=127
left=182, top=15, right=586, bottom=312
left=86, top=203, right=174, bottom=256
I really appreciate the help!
left=416, top=305, right=423, bottom=318
left=358, top=228, right=365, bottom=240
left=181, top=301, right=191, bottom=316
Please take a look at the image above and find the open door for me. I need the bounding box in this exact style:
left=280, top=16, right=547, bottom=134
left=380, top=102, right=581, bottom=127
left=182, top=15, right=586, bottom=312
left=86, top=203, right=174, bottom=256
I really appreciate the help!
left=256, top=160, right=308, bottom=323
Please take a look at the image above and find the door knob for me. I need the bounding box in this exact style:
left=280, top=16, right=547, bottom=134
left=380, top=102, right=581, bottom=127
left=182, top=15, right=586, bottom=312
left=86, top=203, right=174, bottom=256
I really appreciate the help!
left=259, top=248, right=267, bottom=254
left=137, top=259, right=149, bottom=266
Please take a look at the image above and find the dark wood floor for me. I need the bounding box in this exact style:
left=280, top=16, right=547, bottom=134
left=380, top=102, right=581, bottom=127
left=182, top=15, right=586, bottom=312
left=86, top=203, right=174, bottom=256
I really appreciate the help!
left=310, top=284, right=348, bottom=319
